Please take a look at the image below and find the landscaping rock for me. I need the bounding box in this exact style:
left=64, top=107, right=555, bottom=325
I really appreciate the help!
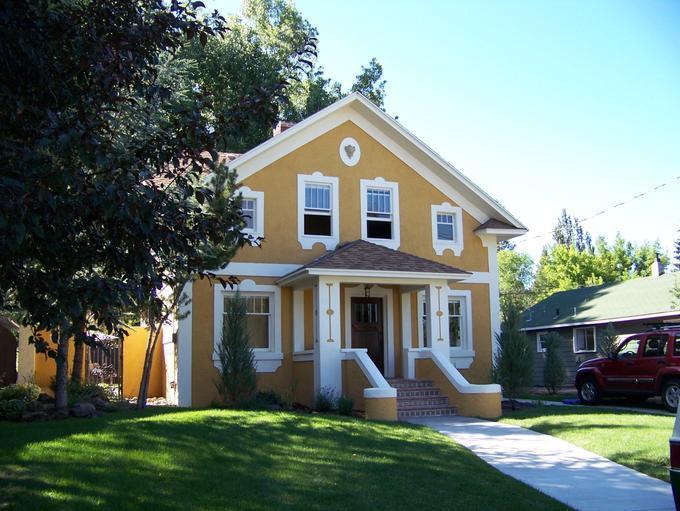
left=37, top=393, right=55, bottom=404
left=90, top=397, right=108, bottom=411
left=70, top=402, right=96, bottom=418
left=22, top=411, right=49, bottom=422
left=53, top=409, right=70, bottom=420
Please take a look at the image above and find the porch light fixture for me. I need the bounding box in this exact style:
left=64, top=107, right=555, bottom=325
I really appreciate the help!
left=364, top=285, right=371, bottom=297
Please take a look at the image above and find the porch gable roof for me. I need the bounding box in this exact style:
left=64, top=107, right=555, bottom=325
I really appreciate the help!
left=277, top=239, right=470, bottom=285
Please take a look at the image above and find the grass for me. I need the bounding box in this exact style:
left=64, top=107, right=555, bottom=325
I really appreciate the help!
left=0, top=408, right=570, bottom=511
left=501, top=406, right=673, bottom=482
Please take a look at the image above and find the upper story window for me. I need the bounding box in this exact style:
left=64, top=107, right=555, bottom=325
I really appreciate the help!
left=360, top=177, right=400, bottom=250
left=239, top=187, right=264, bottom=238
left=573, top=326, right=596, bottom=353
left=297, top=172, right=339, bottom=250
left=431, top=202, right=463, bottom=256
left=304, top=183, right=332, bottom=236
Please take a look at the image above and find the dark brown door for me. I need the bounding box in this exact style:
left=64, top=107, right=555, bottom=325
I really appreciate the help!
left=351, top=297, right=384, bottom=373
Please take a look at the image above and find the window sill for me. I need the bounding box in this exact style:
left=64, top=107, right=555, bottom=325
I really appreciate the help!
left=433, top=240, right=463, bottom=256
left=293, top=350, right=314, bottom=362
left=573, top=349, right=596, bottom=354
left=363, top=237, right=399, bottom=250
left=299, top=234, right=338, bottom=250
left=213, top=351, right=283, bottom=373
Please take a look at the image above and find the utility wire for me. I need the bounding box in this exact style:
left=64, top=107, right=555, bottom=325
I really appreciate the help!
left=514, top=174, right=680, bottom=244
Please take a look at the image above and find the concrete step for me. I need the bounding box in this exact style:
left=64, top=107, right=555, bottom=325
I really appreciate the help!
left=387, top=378, right=434, bottom=389
left=397, top=396, right=450, bottom=408
left=398, top=406, right=457, bottom=419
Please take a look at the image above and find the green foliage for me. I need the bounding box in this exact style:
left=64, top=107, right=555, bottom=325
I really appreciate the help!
left=255, top=390, right=283, bottom=408
left=314, top=387, right=337, bottom=412
left=498, top=249, right=535, bottom=315
left=216, top=293, right=257, bottom=406
left=337, top=396, right=354, bottom=416
left=493, top=305, right=533, bottom=402
left=350, top=58, right=387, bottom=108
left=0, top=399, right=26, bottom=421
left=0, top=382, right=40, bottom=403
left=598, top=323, right=620, bottom=358
left=542, top=333, right=566, bottom=394
left=674, top=234, right=680, bottom=271
left=552, top=209, right=592, bottom=252
left=49, top=378, right=110, bottom=406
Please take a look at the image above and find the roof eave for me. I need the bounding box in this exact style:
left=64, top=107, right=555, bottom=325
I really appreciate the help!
left=277, top=267, right=471, bottom=287
left=475, top=227, right=528, bottom=241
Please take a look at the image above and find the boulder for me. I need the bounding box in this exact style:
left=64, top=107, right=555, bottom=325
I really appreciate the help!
left=90, top=398, right=108, bottom=411
left=70, top=402, right=96, bottom=418
left=37, top=393, right=55, bottom=404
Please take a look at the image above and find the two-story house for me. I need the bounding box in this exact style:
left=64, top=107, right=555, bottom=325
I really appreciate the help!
left=176, top=93, right=527, bottom=420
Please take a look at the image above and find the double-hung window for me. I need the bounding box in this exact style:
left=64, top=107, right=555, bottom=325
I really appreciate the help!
left=238, top=187, right=264, bottom=237
left=360, top=178, right=400, bottom=249
left=431, top=203, right=463, bottom=255
left=304, top=183, right=332, bottom=236
left=448, top=296, right=468, bottom=348
left=297, top=173, right=339, bottom=250
left=241, top=199, right=257, bottom=230
left=573, top=327, right=596, bottom=353
left=223, top=295, right=272, bottom=350
left=366, top=188, right=393, bottom=239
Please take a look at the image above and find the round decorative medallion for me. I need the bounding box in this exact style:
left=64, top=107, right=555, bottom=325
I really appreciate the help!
left=339, top=137, right=360, bottom=166
left=436, top=310, right=444, bottom=317
left=326, top=308, right=334, bottom=316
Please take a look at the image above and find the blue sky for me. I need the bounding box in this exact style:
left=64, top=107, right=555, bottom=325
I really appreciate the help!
left=207, top=0, right=680, bottom=263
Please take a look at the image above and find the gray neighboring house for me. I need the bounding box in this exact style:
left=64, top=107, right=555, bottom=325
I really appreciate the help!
left=521, top=269, right=680, bottom=387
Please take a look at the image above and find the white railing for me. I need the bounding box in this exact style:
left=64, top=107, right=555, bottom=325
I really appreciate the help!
left=341, top=348, right=397, bottom=398
left=403, top=347, right=500, bottom=394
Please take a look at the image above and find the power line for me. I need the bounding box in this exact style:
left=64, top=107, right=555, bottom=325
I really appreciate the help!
left=514, top=174, right=680, bottom=244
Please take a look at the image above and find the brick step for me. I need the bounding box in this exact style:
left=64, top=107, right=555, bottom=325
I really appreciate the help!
left=398, top=406, right=457, bottom=419
left=397, top=396, right=449, bottom=408
left=387, top=379, right=434, bottom=389
left=396, top=388, right=441, bottom=398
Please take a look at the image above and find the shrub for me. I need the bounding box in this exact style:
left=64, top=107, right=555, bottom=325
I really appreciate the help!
left=598, top=323, right=619, bottom=358
left=215, top=292, right=256, bottom=406
left=492, top=304, right=533, bottom=407
left=50, top=378, right=110, bottom=406
left=315, top=387, right=337, bottom=412
left=542, top=332, right=566, bottom=394
left=255, top=390, right=282, bottom=408
left=0, top=399, right=26, bottom=421
left=0, top=382, right=41, bottom=403
left=337, top=396, right=354, bottom=416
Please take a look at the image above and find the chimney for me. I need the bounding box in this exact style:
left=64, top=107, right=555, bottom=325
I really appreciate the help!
left=273, top=121, right=295, bottom=136
left=652, top=255, right=663, bottom=278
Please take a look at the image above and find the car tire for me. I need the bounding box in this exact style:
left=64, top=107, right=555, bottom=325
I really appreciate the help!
left=662, top=379, right=680, bottom=412
left=578, top=378, right=601, bottom=405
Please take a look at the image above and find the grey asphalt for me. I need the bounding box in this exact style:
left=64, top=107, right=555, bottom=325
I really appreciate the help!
left=408, top=416, right=674, bottom=511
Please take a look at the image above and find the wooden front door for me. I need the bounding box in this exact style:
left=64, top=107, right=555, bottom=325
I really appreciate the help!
left=351, top=297, right=384, bottom=373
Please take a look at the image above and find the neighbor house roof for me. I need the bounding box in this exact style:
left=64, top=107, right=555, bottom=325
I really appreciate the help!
left=521, top=272, right=680, bottom=331
left=228, top=92, right=527, bottom=234
left=277, top=239, right=470, bottom=285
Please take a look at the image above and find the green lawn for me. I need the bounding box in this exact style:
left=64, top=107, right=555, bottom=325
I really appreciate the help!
left=501, top=406, right=673, bottom=481
left=0, top=409, right=568, bottom=511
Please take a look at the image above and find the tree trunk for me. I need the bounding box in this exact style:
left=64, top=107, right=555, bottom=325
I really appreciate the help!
left=137, top=325, right=162, bottom=409
left=54, top=329, right=70, bottom=411
left=71, top=337, right=84, bottom=384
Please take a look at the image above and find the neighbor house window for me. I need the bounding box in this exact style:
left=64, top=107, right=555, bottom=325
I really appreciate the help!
left=304, top=183, right=332, bottom=236
left=360, top=178, right=400, bottom=249
left=238, top=187, right=264, bottom=237
left=573, top=327, right=596, bottom=353
left=537, top=332, right=549, bottom=353
left=431, top=203, right=463, bottom=255
left=223, top=294, right=272, bottom=350
left=297, top=173, right=339, bottom=250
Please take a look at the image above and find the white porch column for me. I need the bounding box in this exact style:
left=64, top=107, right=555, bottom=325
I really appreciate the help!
left=292, top=289, right=304, bottom=352
left=400, top=291, right=412, bottom=350
left=425, top=281, right=450, bottom=359
left=314, top=277, right=342, bottom=395
left=17, top=326, right=35, bottom=384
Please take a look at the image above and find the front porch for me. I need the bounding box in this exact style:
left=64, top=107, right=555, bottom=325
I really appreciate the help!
left=278, top=240, right=502, bottom=420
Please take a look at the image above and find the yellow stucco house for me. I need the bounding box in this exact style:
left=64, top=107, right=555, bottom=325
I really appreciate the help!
left=178, top=93, right=527, bottom=420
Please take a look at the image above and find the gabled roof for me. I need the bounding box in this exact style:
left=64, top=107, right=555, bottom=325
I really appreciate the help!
left=228, top=92, right=526, bottom=232
left=277, top=239, right=470, bottom=285
left=521, top=272, right=680, bottom=331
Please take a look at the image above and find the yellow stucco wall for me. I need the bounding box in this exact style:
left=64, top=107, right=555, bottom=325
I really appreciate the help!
left=33, top=327, right=164, bottom=399
left=341, top=359, right=371, bottom=411
left=365, top=397, right=398, bottom=421
left=232, top=121, right=488, bottom=272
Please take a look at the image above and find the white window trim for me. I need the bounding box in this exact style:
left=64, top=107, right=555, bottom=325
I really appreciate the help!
left=431, top=202, right=463, bottom=256
left=573, top=326, right=597, bottom=354
left=360, top=177, right=400, bottom=250
left=297, top=172, right=339, bottom=250
left=239, top=186, right=264, bottom=238
left=213, top=279, right=282, bottom=372
left=417, top=289, right=474, bottom=368
left=536, top=332, right=548, bottom=353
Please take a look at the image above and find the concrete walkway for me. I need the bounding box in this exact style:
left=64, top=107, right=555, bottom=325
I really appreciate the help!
left=409, top=416, right=674, bottom=511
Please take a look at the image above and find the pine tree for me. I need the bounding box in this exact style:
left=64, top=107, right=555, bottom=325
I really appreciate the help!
left=543, top=333, right=566, bottom=394
left=216, top=292, right=257, bottom=406
left=674, top=234, right=680, bottom=271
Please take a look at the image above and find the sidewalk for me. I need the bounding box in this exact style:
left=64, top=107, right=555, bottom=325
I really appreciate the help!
left=409, top=416, right=674, bottom=511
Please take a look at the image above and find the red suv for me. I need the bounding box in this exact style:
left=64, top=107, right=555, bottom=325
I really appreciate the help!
left=576, top=327, right=680, bottom=411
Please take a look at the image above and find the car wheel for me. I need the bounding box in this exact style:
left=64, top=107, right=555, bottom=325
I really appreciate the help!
left=578, top=378, right=600, bottom=405
left=662, top=379, right=680, bottom=412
